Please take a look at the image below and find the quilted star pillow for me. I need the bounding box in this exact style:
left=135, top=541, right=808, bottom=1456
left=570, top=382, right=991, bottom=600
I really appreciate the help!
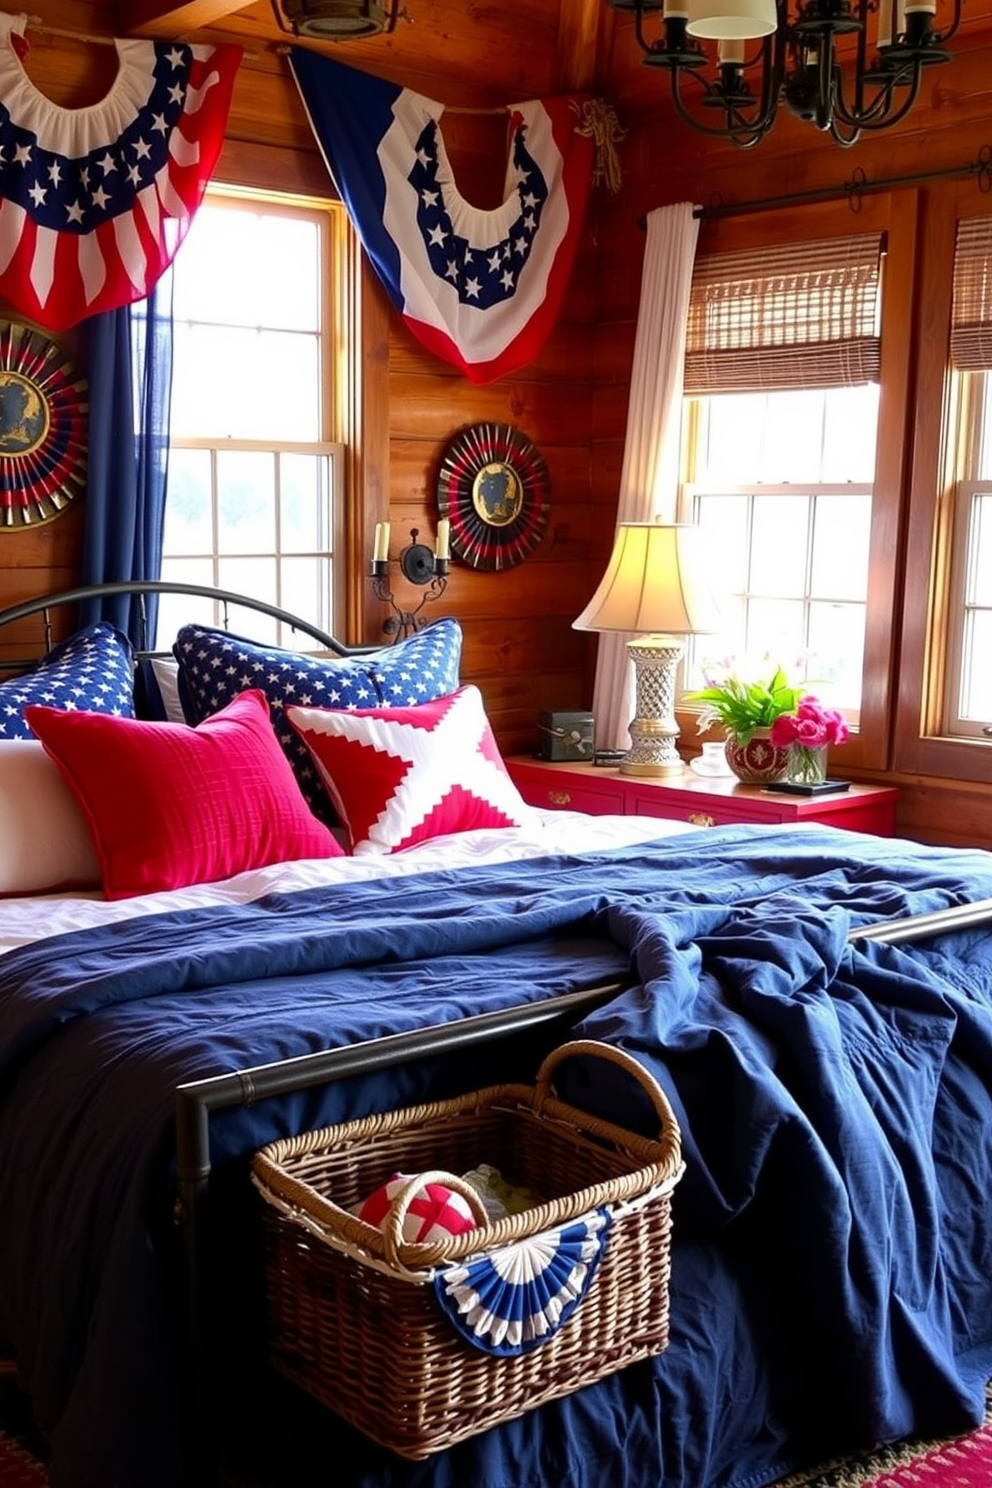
left=174, top=619, right=462, bottom=824
left=287, top=686, right=537, bottom=855
left=0, top=622, right=135, bottom=741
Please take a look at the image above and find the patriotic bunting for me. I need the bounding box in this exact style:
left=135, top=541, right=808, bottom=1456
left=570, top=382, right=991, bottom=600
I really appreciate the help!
left=289, top=50, right=594, bottom=384
left=0, top=13, right=241, bottom=330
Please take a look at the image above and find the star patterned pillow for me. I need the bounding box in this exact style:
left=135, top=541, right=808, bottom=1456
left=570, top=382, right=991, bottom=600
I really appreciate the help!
left=0, top=622, right=135, bottom=741
left=287, top=685, right=537, bottom=855
left=173, top=619, right=462, bottom=824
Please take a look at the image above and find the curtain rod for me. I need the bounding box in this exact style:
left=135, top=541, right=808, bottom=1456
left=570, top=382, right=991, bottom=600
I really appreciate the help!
left=684, top=143, right=992, bottom=222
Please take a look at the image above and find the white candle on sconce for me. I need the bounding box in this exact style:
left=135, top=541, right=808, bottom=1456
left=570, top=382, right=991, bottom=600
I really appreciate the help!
left=718, top=38, right=745, bottom=63
left=372, top=522, right=390, bottom=563
left=435, top=518, right=451, bottom=561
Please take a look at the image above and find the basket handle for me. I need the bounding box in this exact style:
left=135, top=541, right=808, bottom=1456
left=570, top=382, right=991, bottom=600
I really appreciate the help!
left=534, top=1038, right=678, bottom=1142
left=379, top=1169, right=491, bottom=1270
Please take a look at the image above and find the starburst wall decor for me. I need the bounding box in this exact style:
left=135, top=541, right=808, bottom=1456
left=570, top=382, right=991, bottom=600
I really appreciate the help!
left=0, top=322, right=87, bottom=528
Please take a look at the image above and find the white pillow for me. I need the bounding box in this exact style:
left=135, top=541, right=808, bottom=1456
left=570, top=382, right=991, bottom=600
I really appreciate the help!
left=0, top=740, right=101, bottom=895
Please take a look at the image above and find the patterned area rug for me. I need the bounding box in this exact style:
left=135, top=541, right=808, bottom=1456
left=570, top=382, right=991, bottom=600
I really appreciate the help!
left=0, top=1368, right=990, bottom=1488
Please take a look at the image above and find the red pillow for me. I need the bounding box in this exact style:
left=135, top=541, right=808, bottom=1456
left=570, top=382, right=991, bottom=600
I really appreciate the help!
left=25, top=689, right=343, bottom=901
left=286, top=685, right=535, bottom=855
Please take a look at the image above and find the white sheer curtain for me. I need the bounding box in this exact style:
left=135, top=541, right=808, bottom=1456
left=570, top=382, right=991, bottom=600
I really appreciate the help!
left=590, top=202, right=700, bottom=751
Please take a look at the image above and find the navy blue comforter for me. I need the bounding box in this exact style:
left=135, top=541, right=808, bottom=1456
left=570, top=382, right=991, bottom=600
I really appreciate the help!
left=1, top=823, right=991, bottom=1488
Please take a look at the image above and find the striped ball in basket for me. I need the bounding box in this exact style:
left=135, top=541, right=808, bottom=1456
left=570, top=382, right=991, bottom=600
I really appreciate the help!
left=355, top=1172, right=480, bottom=1244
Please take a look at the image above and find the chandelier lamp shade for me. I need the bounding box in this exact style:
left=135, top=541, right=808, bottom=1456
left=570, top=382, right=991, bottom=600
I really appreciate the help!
left=272, top=0, right=398, bottom=38
left=605, top=0, right=961, bottom=147
left=574, top=522, right=723, bottom=778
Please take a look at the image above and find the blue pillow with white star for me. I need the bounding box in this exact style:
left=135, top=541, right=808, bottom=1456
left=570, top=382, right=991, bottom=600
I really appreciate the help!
left=173, top=618, right=463, bottom=824
left=0, top=622, right=135, bottom=741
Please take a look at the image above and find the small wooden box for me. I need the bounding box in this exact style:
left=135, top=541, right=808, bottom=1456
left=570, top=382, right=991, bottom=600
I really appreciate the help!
left=536, top=711, right=595, bottom=761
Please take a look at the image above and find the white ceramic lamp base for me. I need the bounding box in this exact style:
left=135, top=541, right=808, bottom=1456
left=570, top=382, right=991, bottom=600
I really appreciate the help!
left=620, top=634, right=686, bottom=777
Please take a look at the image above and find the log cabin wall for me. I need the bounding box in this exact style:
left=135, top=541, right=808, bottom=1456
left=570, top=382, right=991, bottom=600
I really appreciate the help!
left=2, top=2, right=991, bottom=845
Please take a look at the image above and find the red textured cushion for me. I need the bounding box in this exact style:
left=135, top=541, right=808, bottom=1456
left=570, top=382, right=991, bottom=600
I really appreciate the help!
left=25, top=689, right=343, bottom=901
left=287, top=686, right=535, bottom=855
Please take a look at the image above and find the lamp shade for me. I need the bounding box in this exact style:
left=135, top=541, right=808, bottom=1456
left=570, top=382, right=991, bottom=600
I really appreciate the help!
left=280, top=0, right=389, bottom=35
left=686, top=0, right=777, bottom=38
left=573, top=522, right=722, bottom=636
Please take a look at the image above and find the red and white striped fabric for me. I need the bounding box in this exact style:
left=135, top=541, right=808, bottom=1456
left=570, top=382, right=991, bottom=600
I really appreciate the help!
left=287, top=685, right=537, bottom=855
left=0, top=15, right=241, bottom=330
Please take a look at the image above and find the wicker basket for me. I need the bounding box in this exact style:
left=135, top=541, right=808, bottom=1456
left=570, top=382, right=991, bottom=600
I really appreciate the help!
left=251, top=1038, right=684, bottom=1460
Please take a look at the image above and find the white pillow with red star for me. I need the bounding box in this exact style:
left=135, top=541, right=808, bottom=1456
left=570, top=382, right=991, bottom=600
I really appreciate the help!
left=287, top=685, right=537, bottom=855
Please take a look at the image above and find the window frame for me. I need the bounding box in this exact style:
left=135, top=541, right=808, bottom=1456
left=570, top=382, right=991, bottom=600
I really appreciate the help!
left=894, top=184, right=992, bottom=782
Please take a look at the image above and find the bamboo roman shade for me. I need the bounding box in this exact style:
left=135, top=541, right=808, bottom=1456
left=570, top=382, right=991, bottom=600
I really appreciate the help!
left=684, top=232, right=884, bottom=395
left=949, top=217, right=992, bottom=371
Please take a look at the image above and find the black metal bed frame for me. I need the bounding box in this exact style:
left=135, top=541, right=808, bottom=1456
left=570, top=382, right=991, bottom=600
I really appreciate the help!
left=4, top=580, right=992, bottom=1486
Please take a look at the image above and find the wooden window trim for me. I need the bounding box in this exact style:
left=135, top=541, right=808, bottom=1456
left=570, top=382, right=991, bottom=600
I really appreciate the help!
left=894, top=183, right=992, bottom=782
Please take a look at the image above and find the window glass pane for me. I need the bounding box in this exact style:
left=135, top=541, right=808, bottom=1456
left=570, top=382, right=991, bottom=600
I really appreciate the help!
left=822, top=384, right=879, bottom=481
left=693, top=494, right=749, bottom=592
left=807, top=601, right=865, bottom=711
left=281, top=557, right=332, bottom=635
left=173, top=207, right=321, bottom=332
left=157, top=558, right=216, bottom=643
left=966, top=492, right=992, bottom=604
left=743, top=596, right=805, bottom=660
left=978, top=375, right=992, bottom=480
left=750, top=494, right=808, bottom=596
left=216, top=451, right=276, bottom=556
left=811, top=495, right=872, bottom=600
left=171, top=325, right=320, bottom=441
left=162, top=449, right=212, bottom=556
left=959, top=610, right=992, bottom=720
left=281, top=454, right=331, bottom=552
left=754, top=390, right=825, bottom=483
left=696, top=394, right=765, bottom=484
left=216, top=558, right=279, bottom=637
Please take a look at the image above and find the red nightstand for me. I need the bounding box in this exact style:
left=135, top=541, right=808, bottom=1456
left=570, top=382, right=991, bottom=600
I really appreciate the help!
left=506, top=757, right=899, bottom=836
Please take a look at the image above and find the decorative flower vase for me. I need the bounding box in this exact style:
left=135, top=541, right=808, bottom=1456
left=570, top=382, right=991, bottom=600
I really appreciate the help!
left=786, top=743, right=829, bottom=787
left=723, top=730, right=790, bottom=785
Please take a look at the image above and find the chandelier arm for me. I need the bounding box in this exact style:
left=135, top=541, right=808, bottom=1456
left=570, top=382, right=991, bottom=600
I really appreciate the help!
left=669, top=70, right=776, bottom=145
left=832, top=62, right=923, bottom=132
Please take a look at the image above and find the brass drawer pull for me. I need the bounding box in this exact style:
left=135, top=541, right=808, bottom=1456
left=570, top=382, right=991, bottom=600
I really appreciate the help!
left=548, top=789, right=572, bottom=806
left=687, top=811, right=716, bottom=828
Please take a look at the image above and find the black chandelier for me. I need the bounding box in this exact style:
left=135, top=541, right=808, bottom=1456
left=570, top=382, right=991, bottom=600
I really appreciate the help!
left=606, top=0, right=962, bottom=147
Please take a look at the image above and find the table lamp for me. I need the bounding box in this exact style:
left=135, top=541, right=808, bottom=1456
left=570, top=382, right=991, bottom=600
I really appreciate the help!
left=573, top=521, right=722, bottom=777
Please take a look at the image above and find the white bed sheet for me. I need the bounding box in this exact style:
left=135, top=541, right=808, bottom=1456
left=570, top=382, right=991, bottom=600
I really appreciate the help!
left=0, top=811, right=696, bottom=956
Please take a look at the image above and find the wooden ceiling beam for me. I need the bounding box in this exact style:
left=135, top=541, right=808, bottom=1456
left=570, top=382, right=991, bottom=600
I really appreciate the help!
left=115, top=0, right=251, bottom=38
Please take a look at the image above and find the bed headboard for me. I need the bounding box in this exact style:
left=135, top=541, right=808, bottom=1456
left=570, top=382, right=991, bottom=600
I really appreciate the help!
left=0, top=579, right=374, bottom=672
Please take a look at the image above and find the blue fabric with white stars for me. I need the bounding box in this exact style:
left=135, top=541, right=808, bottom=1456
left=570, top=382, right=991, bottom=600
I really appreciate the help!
left=173, top=618, right=462, bottom=823
left=0, top=622, right=135, bottom=740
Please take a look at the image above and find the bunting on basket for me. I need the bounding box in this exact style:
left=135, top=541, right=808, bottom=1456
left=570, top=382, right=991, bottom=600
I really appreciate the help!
left=288, top=50, right=595, bottom=384
left=0, top=12, right=241, bottom=330
left=433, top=1208, right=612, bottom=1356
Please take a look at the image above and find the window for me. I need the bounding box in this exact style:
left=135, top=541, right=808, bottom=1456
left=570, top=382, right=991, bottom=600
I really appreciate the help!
left=941, top=217, right=992, bottom=741
left=159, top=189, right=346, bottom=649
left=677, top=231, right=885, bottom=726
left=681, top=384, right=879, bottom=717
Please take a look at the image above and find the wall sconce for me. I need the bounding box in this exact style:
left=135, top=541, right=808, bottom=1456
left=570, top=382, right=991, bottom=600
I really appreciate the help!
left=369, top=522, right=450, bottom=642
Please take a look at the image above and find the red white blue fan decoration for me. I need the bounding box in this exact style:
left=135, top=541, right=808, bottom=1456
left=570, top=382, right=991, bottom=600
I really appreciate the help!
left=0, top=321, right=86, bottom=527
left=433, top=1208, right=611, bottom=1356
left=436, top=422, right=551, bottom=571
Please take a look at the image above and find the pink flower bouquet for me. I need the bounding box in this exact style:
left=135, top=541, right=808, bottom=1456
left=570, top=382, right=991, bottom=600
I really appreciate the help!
left=770, top=697, right=849, bottom=749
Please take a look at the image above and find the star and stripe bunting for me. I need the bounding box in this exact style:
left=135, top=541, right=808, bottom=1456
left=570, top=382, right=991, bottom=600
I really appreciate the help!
left=0, top=13, right=241, bottom=330
left=289, top=50, right=594, bottom=384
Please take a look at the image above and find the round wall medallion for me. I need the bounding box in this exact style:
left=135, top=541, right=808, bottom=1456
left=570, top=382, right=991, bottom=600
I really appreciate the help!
left=0, top=321, right=88, bottom=529
left=436, top=422, right=550, bottom=571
